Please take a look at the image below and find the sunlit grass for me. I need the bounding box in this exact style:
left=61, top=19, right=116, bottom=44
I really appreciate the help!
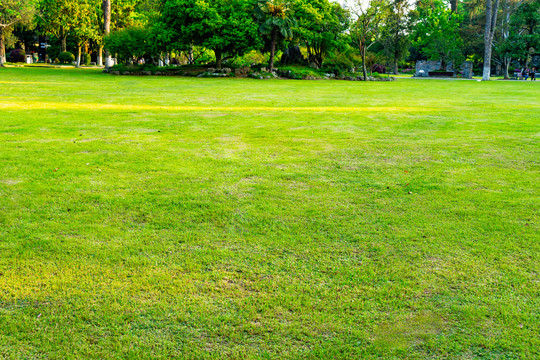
left=1, top=67, right=539, bottom=359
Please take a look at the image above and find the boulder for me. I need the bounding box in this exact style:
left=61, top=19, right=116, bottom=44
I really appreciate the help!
left=281, top=46, right=304, bottom=65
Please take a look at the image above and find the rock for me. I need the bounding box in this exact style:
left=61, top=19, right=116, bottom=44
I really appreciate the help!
left=281, top=46, right=304, bottom=65
left=122, top=71, right=131, bottom=75
left=112, top=71, right=120, bottom=75
left=141, top=71, right=152, bottom=76
left=234, top=66, right=250, bottom=76
left=155, top=71, right=162, bottom=75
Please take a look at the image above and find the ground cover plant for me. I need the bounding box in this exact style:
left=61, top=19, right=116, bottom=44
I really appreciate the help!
left=0, top=67, right=539, bottom=359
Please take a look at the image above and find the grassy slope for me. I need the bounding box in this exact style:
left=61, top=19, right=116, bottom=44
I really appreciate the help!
left=0, top=67, right=539, bottom=359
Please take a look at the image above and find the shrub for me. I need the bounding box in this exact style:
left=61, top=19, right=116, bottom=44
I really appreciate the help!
left=231, top=50, right=267, bottom=68
left=323, top=49, right=361, bottom=75
left=371, top=64, right=386, bottom=74
left=83, top=53, right=91, bottom=66
left=105, top=27, right=160, bottom=65
left=58, top=51, right=75, bottom=64
left=9, top=49, right=26, bottom=63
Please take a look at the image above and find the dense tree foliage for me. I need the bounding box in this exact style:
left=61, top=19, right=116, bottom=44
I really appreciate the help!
left=2, top=0, right=539, bottom=78
left=0, top=0, right=36, bottom=65
left=158, top=0, right=260, bottom=68
left=293, top=0, right=349, bottom=68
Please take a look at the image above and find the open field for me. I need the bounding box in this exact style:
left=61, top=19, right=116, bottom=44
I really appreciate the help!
left=0, top=67, right=539, bottom=359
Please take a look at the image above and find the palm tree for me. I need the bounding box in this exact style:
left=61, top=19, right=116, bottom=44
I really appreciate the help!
left=254, top=0, right=296, bottom=73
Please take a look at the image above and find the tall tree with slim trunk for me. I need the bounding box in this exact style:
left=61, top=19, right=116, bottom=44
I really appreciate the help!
left=351, top=0, right=388, bottom=80
left=103, top=0, right=112, bottom=68
left=482, top=0, right=501, bottom=80
left=0, top=0, right=36, bottom=66
left=255, top=0, right=296, bottom=72
left=39, top=0, right=81, bottom=53
left=72, top=0, right=98, bottom=67
left=383, top=0, right=409, bottom=74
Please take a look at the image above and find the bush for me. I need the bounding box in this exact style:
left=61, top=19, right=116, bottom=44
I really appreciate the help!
left=323, top=49, right=361, bottom=75
left=105, top=27, right=160, bottom=65
left=231, top=50, right=267, bottom=68
left=58, top=51, right=75, bottom=64
left=371, top=64, right=386, bottom=74
left=83, top=53, right=91, bottom=66
left=9, top=49, right=26, bottom=63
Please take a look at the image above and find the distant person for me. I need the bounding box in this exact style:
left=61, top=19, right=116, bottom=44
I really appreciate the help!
left=531, top=68, right=536, bottom=81
left=522, top=68, right=529, bottom=80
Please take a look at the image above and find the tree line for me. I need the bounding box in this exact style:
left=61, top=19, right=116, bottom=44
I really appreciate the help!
left=1, top=0, right=539, bottom=80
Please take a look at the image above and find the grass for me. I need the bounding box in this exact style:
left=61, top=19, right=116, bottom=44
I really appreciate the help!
left=0, top=67, right=539, bottom=359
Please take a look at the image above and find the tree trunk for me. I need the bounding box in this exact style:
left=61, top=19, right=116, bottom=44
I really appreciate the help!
left=362, top=46, right=367, bottom=81
left=76, top=46, right=81, bottom=67
left=188, top=45, right=193, bottom=64
left=215, top=50, right=222, bottom=69
left=482, top=0, right=501, bottom=81
left=61, top=36, right=67, bottom=52
left=503, top=57, right=510, bottom=79
left=269, top=29, right=277, bottom=73
left=0, top=29, right=5, bottom=66
left=451, top=0, right=458, bottom=12
left=393, top=55, right=398, bottom=75
left=103, top=0, right=112, bottom=69
left=97, top=46, right=103, bottom=66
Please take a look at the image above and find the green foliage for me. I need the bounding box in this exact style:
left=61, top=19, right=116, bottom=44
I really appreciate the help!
left=292, top=0, right=349, bottom=68
left=277, top=64, right=323, bottom=78
left=82, top=52, right=91, bottom=65
left=323, top=46, right=360, bottom=74
left=0, top=0, right=36, bottom=64
left=157, top=0, right=261, bottom=68
left=350, top=0, right=389, bottom=79
left=496, top=0, right=540, bottom=64
left=255, top=0, right=297, bottom=39
left=382, top=0, right=409, bottom=73
left=230, top=50, right=268, bottom=67
left=105, top=26, right=160, bottom=64
left=58, top=51, right=75, bottom=64
left=410, top=0, right=464, bottom=69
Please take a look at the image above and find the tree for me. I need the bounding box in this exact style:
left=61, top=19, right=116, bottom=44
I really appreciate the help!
left=382, top=0, right=410, bottom=74
left=493, top=0, right=520, bottom=79
left=410, top=0, right=464, bottom=72
left=351, top=0, right=389, bottom=80
left=293, top=0, right=349, bottom=69
left=39, top=0, right=80, bottom=53
left=0, top=0, right=36, bottom=66
left=482, top=0, right=501, bottom=80
left=255, top=0, right=297, bottom=72
left=105, top=26, right=158, bottom=64
left=72, top=0, right=98, bottom=67
left=158, top=0, right=261, bottom=69
left=509, top=0, right=540, bottom=67
left=103, top=0, right=111, bottom=68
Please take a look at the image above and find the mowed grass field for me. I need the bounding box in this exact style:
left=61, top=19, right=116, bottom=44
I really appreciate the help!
left=0, top=67, right=539, bottom=359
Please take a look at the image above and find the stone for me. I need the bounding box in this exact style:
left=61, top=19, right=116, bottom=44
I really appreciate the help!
left=281, top=46, right=304, bottom=65
left=122, top=71, right=131, bottom=75
left=234, top=66, right=250, bottom=76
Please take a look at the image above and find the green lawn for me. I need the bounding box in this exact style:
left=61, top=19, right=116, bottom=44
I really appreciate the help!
left=1, top=67, right=539, bottom=359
